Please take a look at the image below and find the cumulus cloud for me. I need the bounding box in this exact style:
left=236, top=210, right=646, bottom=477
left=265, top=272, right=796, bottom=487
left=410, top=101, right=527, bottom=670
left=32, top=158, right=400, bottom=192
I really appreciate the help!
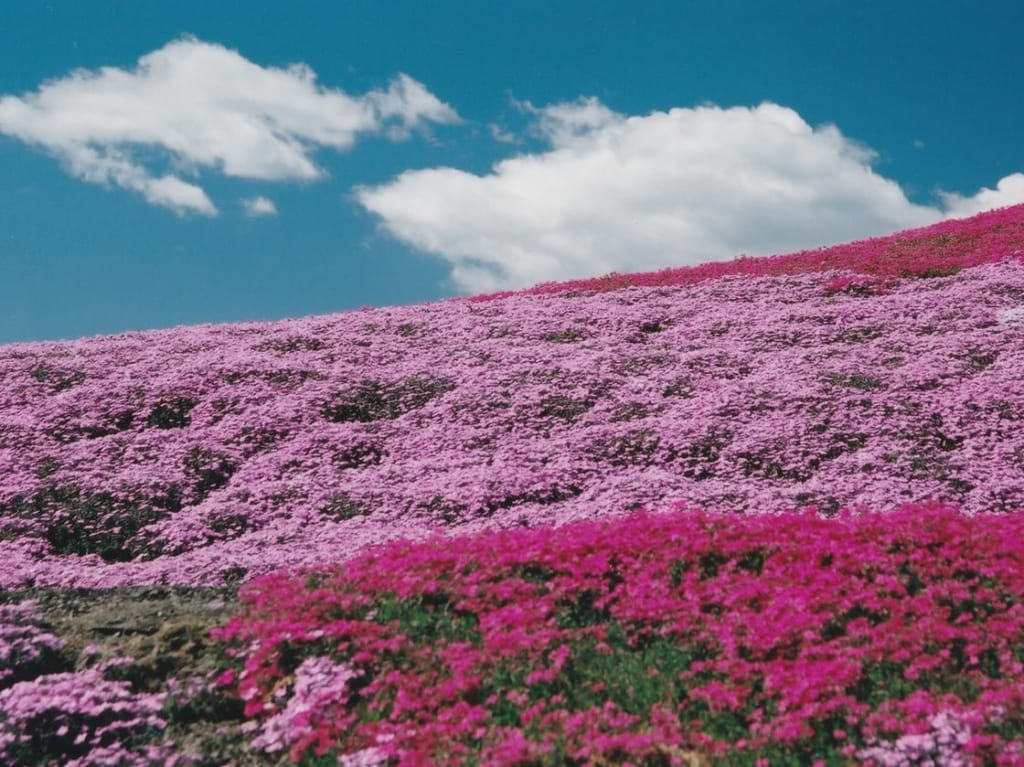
left=357, top=99, right=1024, bottom=293
left=525, top=95, right=621, bottom=146
left=242, top=196, right=278, bottom=217
left=0, top=37, right=459, bottom=215
left=940, top=173, right=1024, bottom=219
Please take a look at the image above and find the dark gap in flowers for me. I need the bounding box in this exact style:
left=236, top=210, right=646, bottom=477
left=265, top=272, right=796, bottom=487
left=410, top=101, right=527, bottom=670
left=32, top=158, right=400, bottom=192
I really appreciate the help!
left=146, top=398, right=197, bottom=429
left=183, top=447, right=236, bottom=502
left=537, top=395, right=595, bottom=423
left=322, top=376, right=454, bottom=423
left=29, top=365, right=86, bottom=392
left=319, top=492, right=370, bottom=522
left=331, top=439, right=385, bottom=470
left=543, top=328, right=587, bottom=343
left=252, top=336, right=326, bottom=354
left=6, top=485, right=182, bottom=563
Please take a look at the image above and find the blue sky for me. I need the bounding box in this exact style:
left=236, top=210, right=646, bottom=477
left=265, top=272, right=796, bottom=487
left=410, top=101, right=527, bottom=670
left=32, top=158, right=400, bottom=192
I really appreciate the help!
left=2, top=1, right=1023, bottom=343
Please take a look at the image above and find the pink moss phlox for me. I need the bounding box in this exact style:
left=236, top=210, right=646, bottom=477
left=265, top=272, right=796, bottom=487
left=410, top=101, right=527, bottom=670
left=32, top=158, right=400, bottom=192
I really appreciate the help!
left=474, top=203, right=1024, bottom=300
left=212, top=504, right=1024, bottom=763
left=0, top=666, right=171, bottom=766
left=0, top=601, right=62, bottom=686
left=2, top=205, right=1024, bottom=588
left=3, top=204, right=1024, bottom=762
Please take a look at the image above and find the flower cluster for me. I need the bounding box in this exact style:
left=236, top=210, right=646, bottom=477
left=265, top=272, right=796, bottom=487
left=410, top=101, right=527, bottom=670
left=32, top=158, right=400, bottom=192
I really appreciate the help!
left=248, top=655, right=360, bottom=757
left=213, top=504, right=1024, bottom=765
left=857, top=711, right=975, bottom=766
left=0, top=604, right=186, bottom=764
left=0, top=665, right=175, bottom=766
left=0, top=206, right=1022, bottom=590
left=0, top=601, right=62, bottom=687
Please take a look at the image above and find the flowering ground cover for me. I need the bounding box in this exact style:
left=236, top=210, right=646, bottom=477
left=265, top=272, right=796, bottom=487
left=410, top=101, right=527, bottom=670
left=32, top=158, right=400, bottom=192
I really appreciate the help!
left=214, top=504, right=1024, bottom=765
left=480, top=203, right=1024, bottom=301
left=0, top=599, right=179, bottom=765
left=1, top=209, right=1023, bottom=590
left=0, top=204, right=1023, bottom=763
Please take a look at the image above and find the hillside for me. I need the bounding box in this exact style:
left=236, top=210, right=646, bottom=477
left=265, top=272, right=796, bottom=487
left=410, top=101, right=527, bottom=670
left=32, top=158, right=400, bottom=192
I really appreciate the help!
left=2, top=206, right=1024, bottom=589
left=1, top=204, right=1024, bottom=765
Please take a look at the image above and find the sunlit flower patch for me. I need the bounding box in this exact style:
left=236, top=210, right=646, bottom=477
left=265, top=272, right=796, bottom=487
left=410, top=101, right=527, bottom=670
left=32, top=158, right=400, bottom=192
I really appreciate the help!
left=214, top=504, right=1024, bottom=765
left=1, top=207, right=1023, bottom=590
left=2, top=204, right=1024, bottom=763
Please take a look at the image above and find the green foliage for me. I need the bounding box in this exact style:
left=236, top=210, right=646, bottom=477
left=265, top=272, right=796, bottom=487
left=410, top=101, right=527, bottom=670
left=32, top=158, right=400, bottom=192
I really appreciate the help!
left=589, top=429, right=662, bottom=467
left=639, top=319, right=670, bottom=334
left=234, top=425, right=289, bottom=455
left=420, top=495, right=469, bottom=525
left=550, top=627, right=699, bottom=716
left=371, top=592, right=480, bottom=646
left=146, top=398, right=197, bottom=429
left=792, top=493, right=841, bottom=516
left=825, top=372, right=886, bottom=391
left=184, top=447, right=236, bottom=500
left=737, top=444, right=808, bottom=482
left=205, top=512, right=250, bottom=538
left=854, top=660, right=916, bottom=707
left=222, top=369, right=323, bottom=386
left=34, top=457, right=60, bottom=479
left=29, top=365, right=85, bottom=392
left=332, top=440, right=384, bottom=470
left=5, top=484, right=182, bottom=562
left=254, top=336, right=326, bottom=353
left=555, top=589, right=611, bottom=629
left=538, top=395, right=594, bottom=423
left=396, top=322, right=423, bottom=338
left=318, top=492, right=369, bottom=521
left=662, top=376, right=694, bottom=398
left=610, top=401, right=651, bottom=422
left=475, top=484, right=583, bottom=518
left=913, top=265, right=962, bottom=279
left=543, top=328, right=587, bottom=343
left=322, top=377, right=454, bottom=423
left=958, top=348, right=997, bottom=371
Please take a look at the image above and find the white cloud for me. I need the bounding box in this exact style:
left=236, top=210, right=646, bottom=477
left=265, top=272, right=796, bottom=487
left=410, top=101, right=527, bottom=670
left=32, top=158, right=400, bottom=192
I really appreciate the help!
left=489, top=124, right=519, bottom=144
left=242, top=196, right=278, bottom=217
left=525, top=95, right=621, bottom=147
left=61, top=143, right=217, bottom=216
left=939, top=173, right=1024, bottom=219
left=0, top=37, right=459, bottom=215
left=357, top=99, right=1024, bottom=293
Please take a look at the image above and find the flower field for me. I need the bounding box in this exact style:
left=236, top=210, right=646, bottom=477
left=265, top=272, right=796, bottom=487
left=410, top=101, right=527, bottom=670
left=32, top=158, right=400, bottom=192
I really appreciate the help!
left=1, top=204, right=1024, bottom=764
left=216, top=505, right=1024, bottom=765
